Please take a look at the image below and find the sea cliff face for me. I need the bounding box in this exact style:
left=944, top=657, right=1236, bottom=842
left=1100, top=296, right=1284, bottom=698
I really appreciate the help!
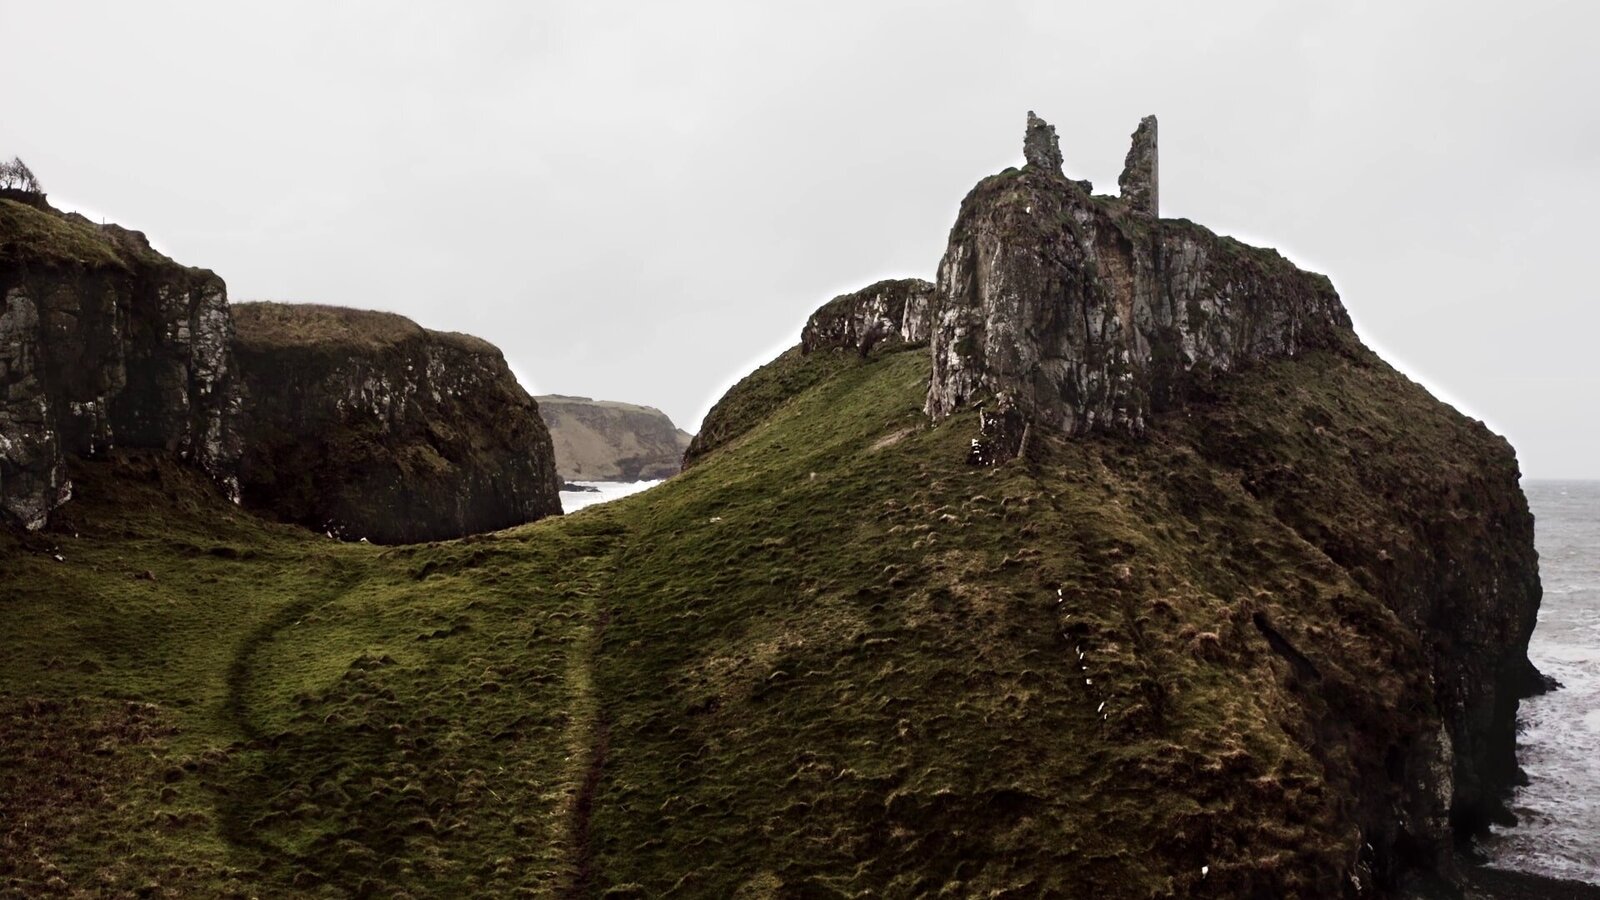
left=0, top=194, right=240, bottom=530
left=535, top=395, right=691, bottom=483
left=232, top=303, right=562, bottom=543
left=1, top=195, right=562, bottom=544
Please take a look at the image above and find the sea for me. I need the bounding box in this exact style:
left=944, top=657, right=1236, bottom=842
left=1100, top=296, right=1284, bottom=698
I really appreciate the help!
left=559, top=479, right=663, bottom=514
left=1482, top=480, right=1600, bottom=884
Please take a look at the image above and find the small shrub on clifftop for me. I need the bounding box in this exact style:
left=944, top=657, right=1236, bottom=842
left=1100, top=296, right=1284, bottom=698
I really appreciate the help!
left=0, top=156, right=43, bottom=193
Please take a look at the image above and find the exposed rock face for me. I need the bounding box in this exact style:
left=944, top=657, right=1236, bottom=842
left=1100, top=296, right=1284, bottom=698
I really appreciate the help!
left=928, top=113, right=1349, bottom=442
left=1022, top=110, right=1063, bottom=174
left=799, top=278, right=933, bottom=356
left=1118, top=115, right=1158, bottom=215
left=232, top=303, right=561, bottom=543
left=534, top=394, right=691, bottom=483
left=925, top=113, right=1543, bottom=884
left=1, top=197, right=240, bottom=530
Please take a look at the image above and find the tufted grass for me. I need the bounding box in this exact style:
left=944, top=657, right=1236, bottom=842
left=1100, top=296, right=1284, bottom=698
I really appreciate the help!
left=0, top=200, right=125, bottom=268
left=0, top=335, right=1522, bottom=897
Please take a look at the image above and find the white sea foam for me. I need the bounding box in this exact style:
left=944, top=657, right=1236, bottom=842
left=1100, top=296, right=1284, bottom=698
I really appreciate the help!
left=560, top=480, right=662, bottom=514
left=1483, top=480, right=1600, bottom=885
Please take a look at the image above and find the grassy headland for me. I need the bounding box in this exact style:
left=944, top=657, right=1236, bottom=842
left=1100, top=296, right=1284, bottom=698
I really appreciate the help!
left=0, top=337, right=1538, bottom=896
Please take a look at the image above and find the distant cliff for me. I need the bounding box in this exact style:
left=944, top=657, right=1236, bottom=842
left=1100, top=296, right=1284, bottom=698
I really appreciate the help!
left=233, top=303, right=562, bottom=543
left=535, top=395, right=691, bottom=482
left=0, top=193, right=239, bottom=530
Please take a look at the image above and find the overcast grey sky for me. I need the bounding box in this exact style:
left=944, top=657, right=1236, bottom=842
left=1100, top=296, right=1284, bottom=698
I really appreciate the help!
left=3, top=1, right=1596, bottom=477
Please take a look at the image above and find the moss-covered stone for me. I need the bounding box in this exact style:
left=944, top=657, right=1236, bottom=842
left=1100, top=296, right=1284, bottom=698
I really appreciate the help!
left=232, top=302, right=562, bottom=543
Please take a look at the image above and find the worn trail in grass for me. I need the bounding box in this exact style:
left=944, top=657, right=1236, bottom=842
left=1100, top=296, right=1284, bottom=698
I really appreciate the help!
left=2, top=341, right=1521, bottom=897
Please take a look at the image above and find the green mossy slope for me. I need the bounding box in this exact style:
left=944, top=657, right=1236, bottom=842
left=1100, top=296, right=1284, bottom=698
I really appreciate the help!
left=2, top=336, right=1528, bottom=897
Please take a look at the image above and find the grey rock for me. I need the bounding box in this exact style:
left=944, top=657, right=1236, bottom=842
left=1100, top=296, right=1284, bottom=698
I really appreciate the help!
left=1022, top=111, right=1063, bottom=174
left=1118, top=115, right=1158, bottom=216
left=800, top=278, right=933, bottom=356
left=927, top=113, right=1348, bottom=441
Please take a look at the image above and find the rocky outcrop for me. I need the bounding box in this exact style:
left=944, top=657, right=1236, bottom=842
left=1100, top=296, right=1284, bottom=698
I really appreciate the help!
left=799, top=278, right=932, bottom=356
left=927, top=113, right=1349, bottom=444
left=2, top=195, right=564, bottom=543
left=1022, top=111, right=1063, bottom=174
left=925, top=113, right=1543, bottom=884
left=534, top=394, right=691, bottom=482
left=684, top=278, right=934, bottom=469
left=232, top=303, right=561, bottom=543
left=1118, top=115, right=1158, bottom=216
left=1, top=196, right=240, bottom=530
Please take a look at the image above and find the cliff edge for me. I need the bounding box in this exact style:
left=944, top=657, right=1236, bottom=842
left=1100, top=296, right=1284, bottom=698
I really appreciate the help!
left=0, top=194, right=239, bottom=530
